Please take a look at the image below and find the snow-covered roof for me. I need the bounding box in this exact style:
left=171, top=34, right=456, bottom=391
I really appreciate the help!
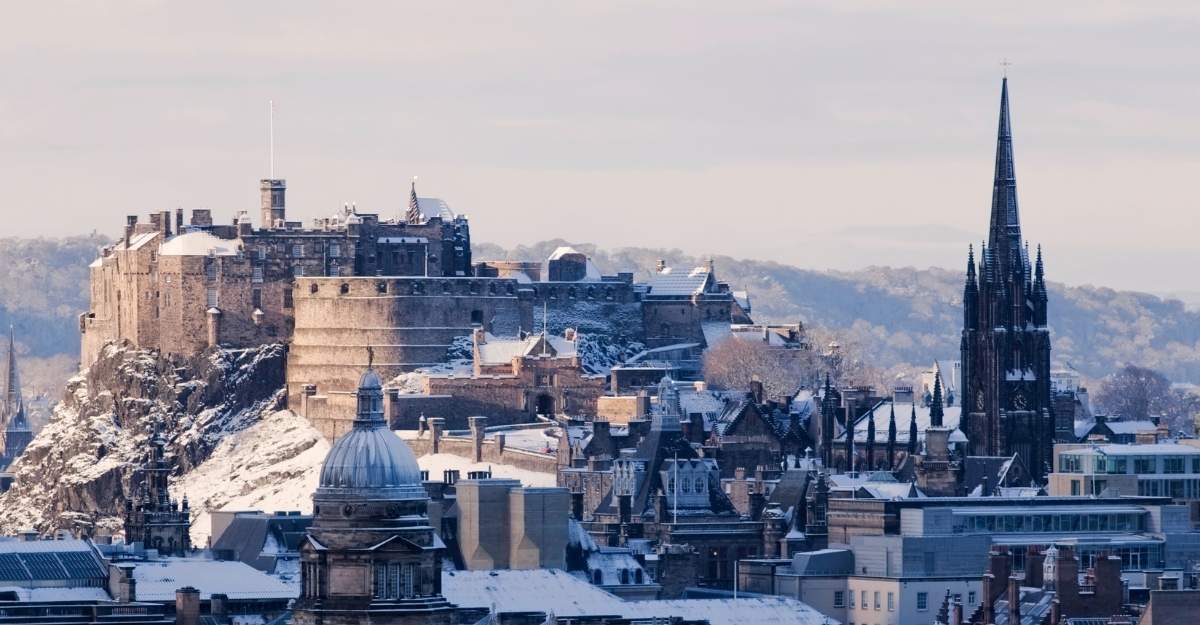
left=117, top=231, right=160, bottom=251
left=1106, top=420, right=1159, bottom=435
left=646, top=266, right=712, bottom=297
left=476, top=333, right=577, bottom=365
left=620, top=597, right=831, bottom=625
left=159, top=232, right=240, bottom=257
left=1062, top=442, right=1200, bottom=456
left=441, top=569, right=829, bottom=624
left=0, top=538, right=96, bottom=554
left=131, top=559, right=297, bottom=600
left=545, top=246, right=603, bottom=281
left=841, top=400, right=963, bottom=445
left=0, top=586, right=111, bottom=602
left=418, top=197, right=455, bottom=220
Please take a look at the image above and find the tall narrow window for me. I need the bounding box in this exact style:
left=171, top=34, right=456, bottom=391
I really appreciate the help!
left=206, top=287, right=219, bottom=308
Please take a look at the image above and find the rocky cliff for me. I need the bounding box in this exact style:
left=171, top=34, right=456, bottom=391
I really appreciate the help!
left=0, top=341, right=291, bottom=537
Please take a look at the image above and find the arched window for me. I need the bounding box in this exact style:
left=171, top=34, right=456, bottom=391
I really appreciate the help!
left=593, top=569, right=603, bottom=585
left=635, top=569, right=644, bottom=584
left=695, top=477, right=705, bottom=492
left=309, top=283, right=319, bottom=294
left=620, top=569, right=630, bottom=584
left=605, top=287, right=615, bottom=300
left=567, top=287, right=577, bottom=299
left=339, top=283, right=350, bottom=295
left=681, top=476, right=691, bottom=493
left=586, top=286, right=595, bottom=299
left=376, top=281, right=388, bottom=294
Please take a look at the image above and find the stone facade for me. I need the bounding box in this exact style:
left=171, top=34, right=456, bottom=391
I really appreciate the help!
left=81, top=180, right=472, bottom=369
left=961, top=78, right=1054, bottom=479
left=455, top=478, right=569, bottom=570
left=82, top=180, right=750, bottom=442
left=123, top=425, right=192, bottom=556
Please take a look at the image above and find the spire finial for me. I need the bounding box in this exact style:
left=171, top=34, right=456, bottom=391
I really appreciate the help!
left=1001, top=58, right=1012, bottom=78
left=366, top=344, right=375, bottom=369
left=406, top=176, right=422, bottom=225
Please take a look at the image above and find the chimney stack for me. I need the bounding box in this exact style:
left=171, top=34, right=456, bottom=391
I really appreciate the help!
left=1007, top=575, right=1022, bottom=625
left=175, top=208, right=184, bottom=235
left=175, top=587, right=200, bottom=625
left=125, top=215, right=137, bottom=248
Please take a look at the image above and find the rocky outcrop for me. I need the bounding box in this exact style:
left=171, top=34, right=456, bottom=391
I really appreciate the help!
left=0, top=341, right=287, bottom=536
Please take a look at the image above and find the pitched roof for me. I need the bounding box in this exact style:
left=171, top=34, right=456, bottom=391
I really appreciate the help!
left=645, top=266, right=713, bottom=297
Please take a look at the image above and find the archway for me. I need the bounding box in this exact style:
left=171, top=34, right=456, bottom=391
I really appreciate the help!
left=535, top=394, right=555, bottom=416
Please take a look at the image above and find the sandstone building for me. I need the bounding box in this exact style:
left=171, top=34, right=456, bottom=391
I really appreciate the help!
left=294, top=366, right=454, bottom=625
left=81, top=179, right=749, bottom=438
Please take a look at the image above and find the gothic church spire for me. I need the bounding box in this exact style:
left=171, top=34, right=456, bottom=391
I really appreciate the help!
left=988, top=77, right=1023, bottom=279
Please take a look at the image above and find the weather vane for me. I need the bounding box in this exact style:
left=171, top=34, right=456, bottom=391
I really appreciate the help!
left=366, top=344, right=375, bottom=369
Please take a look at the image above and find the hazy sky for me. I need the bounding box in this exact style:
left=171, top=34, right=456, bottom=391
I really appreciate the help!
left=2, top=2, right=1199, bottom=292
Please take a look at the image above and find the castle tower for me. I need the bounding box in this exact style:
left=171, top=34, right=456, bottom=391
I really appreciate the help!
left=260, top=178, right=286, bottom=229
left=961, top=78, right=1053, bottom=479
left=294, top=366, right=453, bottom=625
left=123, top=421, right=192, bottom=555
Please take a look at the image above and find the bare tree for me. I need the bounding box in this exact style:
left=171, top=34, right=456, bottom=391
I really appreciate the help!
left=1094, top=365, right=1200, bottom=434
left=703, top=338, right=818, bottom=399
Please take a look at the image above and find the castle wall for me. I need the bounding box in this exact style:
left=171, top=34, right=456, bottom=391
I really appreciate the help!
left=286, top=276, right=531, bottom=433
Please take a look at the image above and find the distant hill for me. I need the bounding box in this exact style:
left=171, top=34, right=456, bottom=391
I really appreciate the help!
left=2, top=235, right=1198, bottom=393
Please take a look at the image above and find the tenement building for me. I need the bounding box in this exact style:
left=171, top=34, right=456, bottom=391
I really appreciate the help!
left=961, top=77, right=1055, bottom=479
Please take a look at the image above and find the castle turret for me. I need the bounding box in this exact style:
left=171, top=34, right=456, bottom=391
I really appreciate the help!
left=260, top=178, right=286, bottom=229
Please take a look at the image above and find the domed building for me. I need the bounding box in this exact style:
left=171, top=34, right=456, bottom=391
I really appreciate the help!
left=293, top=366, right=454, bottom=625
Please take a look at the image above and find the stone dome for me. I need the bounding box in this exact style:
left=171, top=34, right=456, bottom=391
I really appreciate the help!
left=316, top=425, right=426, bottom=500
left=315, top=366, right=426, bottom=501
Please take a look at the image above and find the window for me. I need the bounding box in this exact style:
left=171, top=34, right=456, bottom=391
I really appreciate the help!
left=695, top=477, right=705, bottom=492
left=206, top=287, right=218, bottom=308
left=848, top=591, right=855, bottom=608
left=1135, top=457, right=1155, bottom=474
left=917, top=592, right=928, bottom=611
left=874, top=591, right=880, bottom=610
left=834, top=591, right=845, bottom=608
left=252, top=266, right=263, bottom=283
left=329, top=243, right=340, bottom=257
left=887, top=592, right=894, bottom=611
left=861, top=591, right=867, bottom=610
left=1193, top=458, right=1200, bottom=473
left=252, top=289, right=261, bottom=309
left=1164, top=458, right=1185, bottom=474
left=376, top=281, right=388, bottom=294
left=293, top=264, right=304, bottom=277
left=1071, top=480, right=1080, bottom=496
left=292, top=244, right=304, bottom=257
left=283, top=289, right=293, bottom=309
left=968, top=591, right=976, bottom=605
left=205, top=261, right=217, bottom=281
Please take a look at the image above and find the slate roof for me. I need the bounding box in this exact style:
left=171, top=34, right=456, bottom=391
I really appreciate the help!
left=645, top=267, right=713, bottom=297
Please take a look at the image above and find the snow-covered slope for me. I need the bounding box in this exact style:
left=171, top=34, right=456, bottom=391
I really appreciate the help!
left=0, top=342, right=288, bottom=536
left=178, top=409, right=329, bottom=545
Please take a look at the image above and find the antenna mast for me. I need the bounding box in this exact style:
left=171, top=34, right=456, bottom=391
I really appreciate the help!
left=268, top=100, right=275, bottom=178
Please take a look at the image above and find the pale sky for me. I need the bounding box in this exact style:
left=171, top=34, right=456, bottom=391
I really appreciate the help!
left=2, top=2, right=1199, bottom=292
